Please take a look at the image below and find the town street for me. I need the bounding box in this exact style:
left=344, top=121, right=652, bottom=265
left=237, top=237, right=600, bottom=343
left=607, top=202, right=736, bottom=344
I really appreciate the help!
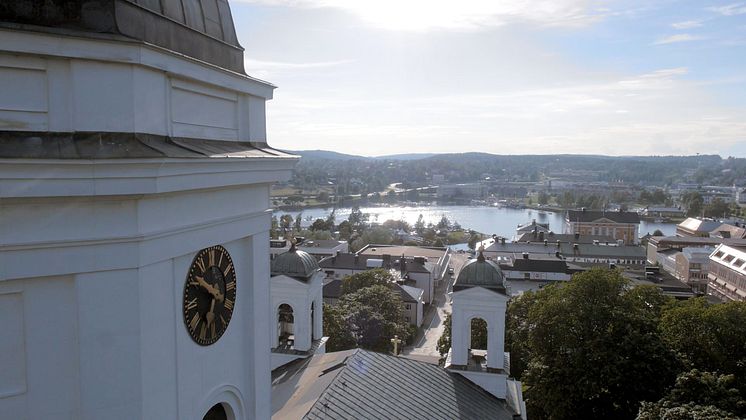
left=403, top=252, right=471, bottom=361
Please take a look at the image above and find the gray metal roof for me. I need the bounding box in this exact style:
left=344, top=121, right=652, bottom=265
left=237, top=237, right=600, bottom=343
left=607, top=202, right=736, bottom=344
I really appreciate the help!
left=0, top=132, right=295, bottom=159
left=271, top=245, right=320, bottom=281
left=454, top=252, right=506, bottom=293
left=302, top=350, right=515, bottom=420
left=1, top=0, right=245, bottom=73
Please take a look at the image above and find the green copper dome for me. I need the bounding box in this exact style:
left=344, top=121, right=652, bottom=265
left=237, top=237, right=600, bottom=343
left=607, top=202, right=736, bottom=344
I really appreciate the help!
left=271, top=243, right=320, bottom=280
left=454, top=252, right=506, bottom=293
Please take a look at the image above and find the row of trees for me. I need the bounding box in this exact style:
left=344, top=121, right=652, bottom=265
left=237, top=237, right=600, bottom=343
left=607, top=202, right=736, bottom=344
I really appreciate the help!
left=272, top=208, right=472, bottom=252
left=323, top=270, right=414, bottom=352
left=502, top=269, right=746, bottom=419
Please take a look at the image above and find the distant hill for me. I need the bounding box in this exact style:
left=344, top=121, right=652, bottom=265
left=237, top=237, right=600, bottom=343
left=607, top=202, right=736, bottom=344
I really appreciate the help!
left=374, top=153, right=437, bottom=160
left=286, top=150, right=368, bottom=160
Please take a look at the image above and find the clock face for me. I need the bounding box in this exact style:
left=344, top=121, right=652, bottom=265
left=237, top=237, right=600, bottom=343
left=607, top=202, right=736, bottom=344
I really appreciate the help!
left=183, top=245, right=236, bottom=346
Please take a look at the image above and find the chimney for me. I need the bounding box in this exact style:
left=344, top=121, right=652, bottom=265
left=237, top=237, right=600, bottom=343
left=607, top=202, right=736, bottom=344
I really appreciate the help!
left=539, top=231, right=545, bottom=241
left=522, top=252, right=529, bottom=260
left=501, top=237, right=506, bottom=245
left=400, top=257, right=406, bottom=276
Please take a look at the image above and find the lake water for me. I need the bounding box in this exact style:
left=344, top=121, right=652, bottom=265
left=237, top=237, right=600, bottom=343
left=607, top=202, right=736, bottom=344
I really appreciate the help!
left=276, top=205, right=677, bottom=240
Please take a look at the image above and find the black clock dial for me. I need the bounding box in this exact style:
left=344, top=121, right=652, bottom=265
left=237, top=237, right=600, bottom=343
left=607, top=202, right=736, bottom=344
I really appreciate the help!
left=183, top=245, right=237, bottom=346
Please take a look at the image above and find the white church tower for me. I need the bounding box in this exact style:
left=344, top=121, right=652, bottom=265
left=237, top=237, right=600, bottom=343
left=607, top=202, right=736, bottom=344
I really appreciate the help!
left=0, top=2, right=297, bottom=419
left=269, top=242, right=326, bottom=370
left=445, top=250, right=512, bottom=400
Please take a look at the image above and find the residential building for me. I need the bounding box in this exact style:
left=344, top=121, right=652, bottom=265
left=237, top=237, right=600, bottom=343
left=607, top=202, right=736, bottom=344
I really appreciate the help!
left=707, top=244, right=746, bottom=302
left=270, top=238, right=348, bottom=260
left=646, top=235, right=746, bottom=266
left=478, top=237, right=646, bottom=266
left=499, top=253, right=573, bottom=282
left=322, top=279, right=425, bottom=327
left=676, top=217, right=721, bottom=237
left=565, top=209, right=640, bottom=245
left=641, top=207, right=686, bottom=219
left=319, top=251, right=439, bottom=304
left=360, top=244, right=452, bottom=295
left=676, top=247, right=714, bottom=293
left=515, top=220, right=550, bottom=237
left=515, top=231, right=616, bottom=245
left=437, top=182, right=486, bottom=199
left=0, top=2, right=295, bottom=419
left=709, top=223, right=746, bottom=239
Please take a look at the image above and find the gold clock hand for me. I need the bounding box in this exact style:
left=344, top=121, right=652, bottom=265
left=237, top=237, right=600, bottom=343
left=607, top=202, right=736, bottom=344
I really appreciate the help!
left=206, top=299, right=216, bottom=326
left=195, top=276, right=224, bottom=302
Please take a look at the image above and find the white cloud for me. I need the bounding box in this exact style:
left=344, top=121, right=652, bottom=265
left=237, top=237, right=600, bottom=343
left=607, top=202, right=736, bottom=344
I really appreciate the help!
left=653, top=34, right=706, bottom=45
left=237, top=0, right=610, bottom=31
left=708, top=3, right=746, bottom=16
left=265, top=65, right=746, bottom=156
left=670, top=20, right=703, bottom=29
left=244, top=58, right=353, bottom=70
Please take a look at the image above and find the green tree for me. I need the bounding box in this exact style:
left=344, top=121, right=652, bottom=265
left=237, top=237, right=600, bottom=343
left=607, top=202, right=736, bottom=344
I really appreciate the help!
left=538, top=191, right=549, bottom=205
left=270, top=215, right=279, bottom=238
left=660, top=298, right=746, bottom=389
left=279, top=214, right=293, bottom=233
left=339, top=284, right=410, bottom=352
left=340, top=269, right=395, bottom=295
left=437, top=215, right=451, bottom=229
left=348, top=205, right=369, bottom=232
left=350, top=227, right=394, bottom=252
left=337, top=220, right=352, bottom=240
left=704, top=198, right=730, bottom=218
left=682, top=191, right=704, bottom=217
left=293, top=212, right=303, bottom=232
left=414, top=214, right=425, bottom=235
left=310, top=218, right=329, bottom=231
left=323, top=304, right=356, bottom=352
left=637, top=370, right=746, bottom=419
left=438, top=313, right=452, bottom=357
left=517, top=269, right=679, bottom=419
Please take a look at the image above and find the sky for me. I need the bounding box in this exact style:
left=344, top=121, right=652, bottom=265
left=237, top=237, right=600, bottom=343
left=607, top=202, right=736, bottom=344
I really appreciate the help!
left=231, top=0, right=746, bottom=157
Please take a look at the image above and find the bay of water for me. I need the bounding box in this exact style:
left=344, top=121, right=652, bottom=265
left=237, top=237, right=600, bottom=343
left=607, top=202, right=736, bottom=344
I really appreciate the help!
left=276, top=205, right=676, bottom=240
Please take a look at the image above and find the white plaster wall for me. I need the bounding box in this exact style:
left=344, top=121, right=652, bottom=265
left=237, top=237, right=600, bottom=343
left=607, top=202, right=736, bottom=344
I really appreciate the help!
left=0, top=275, right=80, bottom=420
left=408, top=271, right=433, bottom=304
left=0, top=39, right=272, bottom=142
left=457, top=371, right=508, bottom=399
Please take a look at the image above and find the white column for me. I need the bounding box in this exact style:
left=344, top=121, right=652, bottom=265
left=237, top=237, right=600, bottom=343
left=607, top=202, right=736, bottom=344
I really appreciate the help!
left=451, top=308, right=468, bottom=366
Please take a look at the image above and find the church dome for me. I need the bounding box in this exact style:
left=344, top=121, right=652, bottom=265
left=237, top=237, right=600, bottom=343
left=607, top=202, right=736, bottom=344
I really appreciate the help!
left=271, top=242, right=320, bottom=280
left=454, top=251, right=506, bottom=293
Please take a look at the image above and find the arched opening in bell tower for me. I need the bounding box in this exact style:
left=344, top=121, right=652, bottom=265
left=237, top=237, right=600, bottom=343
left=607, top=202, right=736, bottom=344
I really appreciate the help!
left=469, top=317, right=489, bottom=368
left=310, top=301, right=315, bottom=341
left=278, top=303, right=295, bottom=348
left=203, top=403, right=228, bottom=420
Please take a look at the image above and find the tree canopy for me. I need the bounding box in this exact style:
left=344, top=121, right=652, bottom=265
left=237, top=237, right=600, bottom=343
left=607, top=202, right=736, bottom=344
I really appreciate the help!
left=505, top=269, right=746, bottom=419
left=509, top=269, right=680, bottom=419
left=323, top=269, right=412, bottom=353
